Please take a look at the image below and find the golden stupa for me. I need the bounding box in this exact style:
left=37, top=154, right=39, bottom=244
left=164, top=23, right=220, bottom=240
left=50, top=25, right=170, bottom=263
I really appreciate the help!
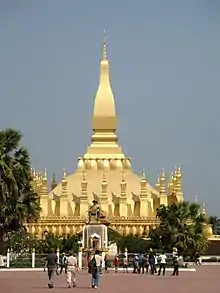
left=28, top=36, right=184, bottom=237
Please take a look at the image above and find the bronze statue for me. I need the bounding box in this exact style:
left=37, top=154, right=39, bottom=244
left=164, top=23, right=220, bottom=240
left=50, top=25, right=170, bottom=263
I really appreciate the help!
left=88, top=200, right=100, bottom=223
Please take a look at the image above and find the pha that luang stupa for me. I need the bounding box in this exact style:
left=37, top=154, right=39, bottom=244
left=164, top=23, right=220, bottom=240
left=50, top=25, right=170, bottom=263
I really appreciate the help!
left=28, top=36, right=185, bottom=238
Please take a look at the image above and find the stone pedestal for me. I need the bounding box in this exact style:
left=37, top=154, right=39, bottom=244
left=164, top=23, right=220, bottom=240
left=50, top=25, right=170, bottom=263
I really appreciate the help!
left=82, top=223, right=108, bottom=252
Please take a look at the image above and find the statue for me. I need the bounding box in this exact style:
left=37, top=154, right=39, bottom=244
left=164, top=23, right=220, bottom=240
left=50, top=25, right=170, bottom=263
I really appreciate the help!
left=88, top=200, right=100, bottom=223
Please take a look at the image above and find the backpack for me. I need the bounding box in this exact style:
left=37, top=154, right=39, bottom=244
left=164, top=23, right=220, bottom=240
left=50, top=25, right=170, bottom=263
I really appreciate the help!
left=88, top=257, right=97, bottom=274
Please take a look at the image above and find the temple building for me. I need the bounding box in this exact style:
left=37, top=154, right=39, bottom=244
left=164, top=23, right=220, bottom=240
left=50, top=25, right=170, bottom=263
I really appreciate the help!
left=28, top=36, right=184, bottom=237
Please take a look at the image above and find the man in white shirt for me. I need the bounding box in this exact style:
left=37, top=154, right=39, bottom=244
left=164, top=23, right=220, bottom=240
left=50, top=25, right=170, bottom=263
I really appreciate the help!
left=66, top=251, right=78, bottom=288
left=157, top=252, right=167, bottom=276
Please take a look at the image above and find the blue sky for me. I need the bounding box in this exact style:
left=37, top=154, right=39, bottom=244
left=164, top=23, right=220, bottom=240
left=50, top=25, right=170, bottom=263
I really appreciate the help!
left=0, top=1, right=220, bottom=215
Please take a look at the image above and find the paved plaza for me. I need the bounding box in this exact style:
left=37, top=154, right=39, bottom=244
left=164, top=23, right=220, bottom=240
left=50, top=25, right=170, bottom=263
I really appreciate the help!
left=0, top=267, right=219, bottom=293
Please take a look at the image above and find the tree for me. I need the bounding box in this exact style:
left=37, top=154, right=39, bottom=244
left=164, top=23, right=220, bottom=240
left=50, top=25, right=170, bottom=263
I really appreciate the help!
left=148, top=202, right=208, bottom=257
left=208, top=216, right=220, bottom=235
left=0, top=128, right=41, bottom=253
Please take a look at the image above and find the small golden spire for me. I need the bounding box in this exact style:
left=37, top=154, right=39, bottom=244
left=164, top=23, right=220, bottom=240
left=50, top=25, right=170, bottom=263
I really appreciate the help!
left=51, top=172, right=57, bottom=190
left=155, top=173, right=160, bottom=192
left=81, top=170, right=87, bottom=198
left=101, top=171, right=107, bottom=199
left=62, top=168, right=67, bottom=181
left=140, top=169, right=147, bottom=198
left=102, top=30, right=107, bottom=61
left=202, top=203, right=206, bottom=215
left=43, top=168, right=47, bottom=178
left=160, top=168, right=166, bottom=196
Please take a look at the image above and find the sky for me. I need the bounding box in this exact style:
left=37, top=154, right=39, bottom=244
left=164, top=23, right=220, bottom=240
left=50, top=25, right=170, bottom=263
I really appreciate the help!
left=0, top=1, right=220, bottom=215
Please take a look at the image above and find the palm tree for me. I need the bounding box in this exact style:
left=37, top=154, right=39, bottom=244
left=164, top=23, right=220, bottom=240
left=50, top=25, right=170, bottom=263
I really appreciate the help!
left=208, top=216, right=220, bottom=235
left=149, top=201, right=207, bottom=256
left=0, top=128, right=41, bottom=252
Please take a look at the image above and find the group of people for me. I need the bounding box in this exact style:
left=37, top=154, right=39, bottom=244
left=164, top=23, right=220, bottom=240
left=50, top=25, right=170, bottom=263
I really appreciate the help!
left=44, top=250, right=78, bottom=289
left=113, top=250, right=182, bottom=277
left=44, top=249, right=182, bottom=289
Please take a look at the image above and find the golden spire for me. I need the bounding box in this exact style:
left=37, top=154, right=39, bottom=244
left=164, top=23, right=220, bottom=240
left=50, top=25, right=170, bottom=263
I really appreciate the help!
left=81, top=170, right=87, bottom=198
left=43, top=168, right=47, bottom=180
left=61, top=168, right=67, bottom=197
left=62, top=168, right=67, bottom=182
left=155, top=173, right=160, bottom=192
left=202, top=203, right=206, bottom=216
left=41, top=168, right=48, bottom=195
left=101, top=171, right=107, bottom=199
left=168, top=172, right=174, bottom=195
left=51, top=173, right=57, bottom=190
left=120, top=171, right=127, bottom=197
left=140, top=169, right=147, bottom=198
left=159, top=168, right=166, bottom=196
left=176, top=165, right=182, bottom=192
left=83, top=32, right=124, bottom=160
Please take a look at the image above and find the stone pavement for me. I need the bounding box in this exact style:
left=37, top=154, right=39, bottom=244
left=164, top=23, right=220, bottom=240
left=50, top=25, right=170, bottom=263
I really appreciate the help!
left=0, top=266, right=219, bottom=293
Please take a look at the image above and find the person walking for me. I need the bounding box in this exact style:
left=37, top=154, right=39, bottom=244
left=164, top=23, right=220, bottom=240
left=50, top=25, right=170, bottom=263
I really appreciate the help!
left=114, top=255, right=119, bottom=273
left=59, top=252, right=67, bottom=275
left=123, top=255, right=128, bottom=273
left=149, top=250, right=156, bottom=275
left=89, top=250, right=102, bottom=289
left=44, top=249, right=58, bottom=289
left=157, top=251, right=167, bottom=276
left=66, top=251, right=78, bottom=288
left=172, top=254, right=180, bottom=276
left=139, top=254, right=146, bottom=274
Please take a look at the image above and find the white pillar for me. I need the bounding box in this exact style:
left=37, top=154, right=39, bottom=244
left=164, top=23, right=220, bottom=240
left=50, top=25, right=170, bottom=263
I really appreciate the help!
left=32, top=248, right=35, bottom=268
left=57, top=248, right=60, bottom=265
left=6, top=248, right=10, bottom=268
left=101, top=251, right=105, bottom=268
left=78, top=248, right=82, bottom=270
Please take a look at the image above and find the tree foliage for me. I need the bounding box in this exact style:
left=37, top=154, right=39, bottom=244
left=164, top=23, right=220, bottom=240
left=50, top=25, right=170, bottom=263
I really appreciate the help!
left=0, top=128, right=41, bottom=253
left=5, top=230, right=79, bottom=254
left=148, top=201, right=208, bottom=256
left=208, top=216, right=220, bottom=235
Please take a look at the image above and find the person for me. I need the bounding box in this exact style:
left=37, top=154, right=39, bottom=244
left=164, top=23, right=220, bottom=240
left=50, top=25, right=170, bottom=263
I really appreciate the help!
left=104, top=254, right=108, bottom=273
left=89, top=250, right=102, bottom=289
left=157, top=251, right=167, bottom=276
left=139, top=254, right=146, bottom=274
left=44, top=249, right=58, bottom=289
left=145, top=254, right=149, bottom=273
left=149, top=250, right=156, bottom=275
left=66, top=251, right=78, bottom=288
left=59, top=252, right=67, bottom=275
left=114, top=255, right=119, bottom=273
left=172, top=254, right=179, bottom=276
left=123, top=255, right=128, bottom=273
left=133, top=255, right=139, bottom=273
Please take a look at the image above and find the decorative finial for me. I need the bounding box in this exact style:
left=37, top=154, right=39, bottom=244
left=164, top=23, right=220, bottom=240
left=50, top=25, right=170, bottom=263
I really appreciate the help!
left=202, top=203, right=206, bottom=215
left=141, top=168, right=146, bottom=179
left=102, top=30, right=107, bottom=61
left=43, top=168, right=47, bottom=180
left=161, top=168, right=165, bottom=178
left=62, top=168, right=67, bottom=180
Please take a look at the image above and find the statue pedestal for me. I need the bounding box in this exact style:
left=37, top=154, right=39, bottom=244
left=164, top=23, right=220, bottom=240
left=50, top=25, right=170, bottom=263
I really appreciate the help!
left=82, top=223, right=108, bottom=252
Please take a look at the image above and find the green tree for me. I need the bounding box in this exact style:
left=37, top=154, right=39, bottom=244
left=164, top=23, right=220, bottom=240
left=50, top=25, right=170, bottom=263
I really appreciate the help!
left=208, top=216, right=220, bottom=235
left=149, top=201, right=208, bottom=257
left=0, top=128, right=41, bottom=253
